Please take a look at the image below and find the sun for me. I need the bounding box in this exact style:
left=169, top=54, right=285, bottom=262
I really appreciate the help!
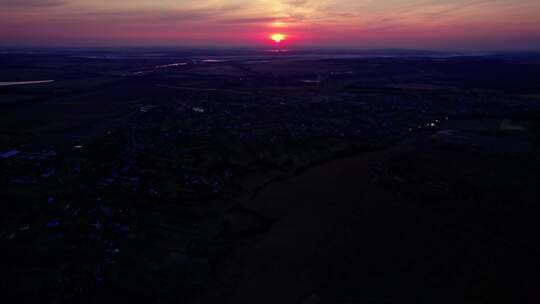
left=270, top=33, right=286, bottom=43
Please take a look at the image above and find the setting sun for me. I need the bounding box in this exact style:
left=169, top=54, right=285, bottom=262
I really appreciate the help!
left=270, top=33, right=286, bottom=43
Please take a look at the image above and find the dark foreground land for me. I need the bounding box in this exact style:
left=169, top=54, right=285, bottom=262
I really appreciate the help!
left=1, top=49, right=540, bottom=303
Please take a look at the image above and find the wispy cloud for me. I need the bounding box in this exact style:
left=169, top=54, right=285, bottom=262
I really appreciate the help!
left=0, top=0, right=539, bottom=49
left=0, top=0, right=67, bottom=7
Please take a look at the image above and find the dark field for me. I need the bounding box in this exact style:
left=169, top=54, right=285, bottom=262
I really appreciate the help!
left=1, top=49, right=540, bottom=303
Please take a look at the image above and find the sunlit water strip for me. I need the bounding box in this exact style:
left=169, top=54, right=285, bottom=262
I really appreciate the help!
left=0, top=80, right=55, bottom=87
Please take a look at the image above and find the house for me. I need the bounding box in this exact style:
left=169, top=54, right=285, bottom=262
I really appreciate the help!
left=0, top=149, right=20, bottom=159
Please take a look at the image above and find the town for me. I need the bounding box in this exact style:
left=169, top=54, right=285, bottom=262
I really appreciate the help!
left=1, top=49, right=540, bottom=303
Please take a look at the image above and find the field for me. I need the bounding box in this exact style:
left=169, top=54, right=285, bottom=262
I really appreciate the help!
left=1, top=49, right=540, bottom=303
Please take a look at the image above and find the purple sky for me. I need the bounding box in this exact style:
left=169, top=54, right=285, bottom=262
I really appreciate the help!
left=1, top=0, right=539, bottom=50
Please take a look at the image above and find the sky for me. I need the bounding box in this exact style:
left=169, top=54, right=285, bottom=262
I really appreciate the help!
left=1, top=0, right=540, bottom=50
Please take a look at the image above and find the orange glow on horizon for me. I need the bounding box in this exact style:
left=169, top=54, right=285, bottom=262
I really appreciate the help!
left=270, top=33, right=287, bottom=43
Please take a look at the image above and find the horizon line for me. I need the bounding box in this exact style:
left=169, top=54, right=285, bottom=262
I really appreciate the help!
left=1, top=45, right=540, bottom=54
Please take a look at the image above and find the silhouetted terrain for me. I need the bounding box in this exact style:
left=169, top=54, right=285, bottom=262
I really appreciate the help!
left=1, top=49, right=539, bottom=303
